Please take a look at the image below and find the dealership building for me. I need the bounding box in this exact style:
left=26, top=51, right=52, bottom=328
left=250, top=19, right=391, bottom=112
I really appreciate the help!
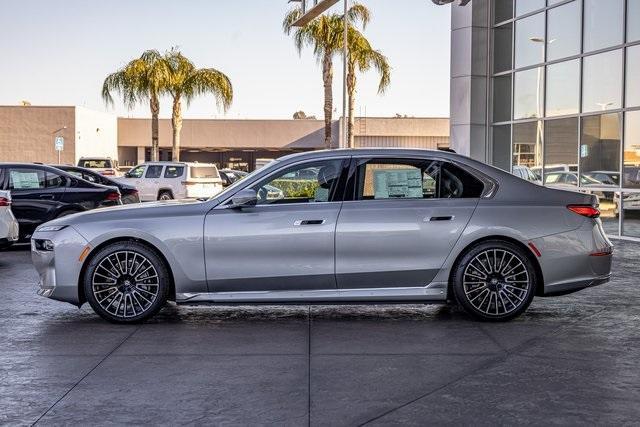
left=449, top=0, right=640, bottom=238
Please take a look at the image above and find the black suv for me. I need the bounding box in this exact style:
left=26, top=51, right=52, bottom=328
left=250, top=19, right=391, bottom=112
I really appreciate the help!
left=0, top=163, right=122, bottom=240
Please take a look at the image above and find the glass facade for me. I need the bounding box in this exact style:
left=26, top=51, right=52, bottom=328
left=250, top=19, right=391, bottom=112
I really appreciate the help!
left=490, top=0, right=640, bottom=238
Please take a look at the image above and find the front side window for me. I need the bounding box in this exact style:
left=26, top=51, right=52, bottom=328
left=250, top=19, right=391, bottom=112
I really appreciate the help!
left=127, top=166, right=145, bottom=178
left=8, top=168, right=45, bottom=190
left=45, top=172, right=65, bottom=188
left=353, top=159, right=484, bottom=200
left=164, top=166, right=185, bottom=178
left=252, top=159, right=344, bottom=205
left=145, top=165, right=163, bottom=179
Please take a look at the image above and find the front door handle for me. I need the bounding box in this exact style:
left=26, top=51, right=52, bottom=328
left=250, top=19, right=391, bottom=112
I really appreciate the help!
left=429, top=215, right=454, bottom=222
left=39, top=194, right=55, bottom=200
left=294, top=219, right=326, bottom=226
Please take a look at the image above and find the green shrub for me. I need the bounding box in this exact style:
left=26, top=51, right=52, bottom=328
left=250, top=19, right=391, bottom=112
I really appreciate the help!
left=271, top=179, right=319, bottom=198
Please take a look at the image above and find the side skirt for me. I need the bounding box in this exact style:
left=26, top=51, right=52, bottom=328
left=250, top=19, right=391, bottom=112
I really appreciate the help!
left=176, top=282, right=448, bottom=305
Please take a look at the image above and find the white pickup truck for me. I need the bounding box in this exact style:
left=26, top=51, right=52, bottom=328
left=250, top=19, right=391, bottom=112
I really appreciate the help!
left=116, top=162, right=224, bottom=201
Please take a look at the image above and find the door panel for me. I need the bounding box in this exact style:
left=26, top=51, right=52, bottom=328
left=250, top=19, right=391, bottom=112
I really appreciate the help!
left=335, top=199, right=477, bottom=289
left=204, top=203, right=341, bottom=292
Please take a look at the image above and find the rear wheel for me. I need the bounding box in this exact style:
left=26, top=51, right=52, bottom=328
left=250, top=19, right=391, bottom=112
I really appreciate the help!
left=84, top=241, right=169, bottom=323
left=452, top=240, right=536, bottom=321
left=158, top=191, right=173, bottom=201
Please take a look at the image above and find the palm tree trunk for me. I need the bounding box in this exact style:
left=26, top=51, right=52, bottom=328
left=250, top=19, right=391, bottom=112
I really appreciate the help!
left=322, top=53, right=333, bottom=149
left=347, top=62, right=356, bottom=149
left=150, top=95, right=160, bottom=161
left=171, top=98, right=182, bottom=162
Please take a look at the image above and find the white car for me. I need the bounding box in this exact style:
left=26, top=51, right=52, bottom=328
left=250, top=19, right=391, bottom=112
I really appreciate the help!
left=117, top=162, right=224, bottom=201
left=0, top=190, right=19, bottom=249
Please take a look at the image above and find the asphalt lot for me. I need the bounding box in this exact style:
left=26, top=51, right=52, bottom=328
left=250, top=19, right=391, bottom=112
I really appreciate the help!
left=1, top=242, right=639, bottom=426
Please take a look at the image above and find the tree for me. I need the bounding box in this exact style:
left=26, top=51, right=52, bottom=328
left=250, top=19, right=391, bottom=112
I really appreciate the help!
left=102, top=50, right=169, bottom=161
left=346, top=31, right=390, bottom=147
left=283, top=3, right=370, bottom=148
left=163, top=49, right=233, bottom=161
left=293, top=111, right=317, bottom=120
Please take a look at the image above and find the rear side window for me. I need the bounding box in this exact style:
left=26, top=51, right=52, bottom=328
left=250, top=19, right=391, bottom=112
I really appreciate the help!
left=164, top=166, right=185, bottom=178
left=190, top=166, right=219, bottom=179
left=145, top=165, right=163, bottom=179
left=8, top=169, right=45, bottom=190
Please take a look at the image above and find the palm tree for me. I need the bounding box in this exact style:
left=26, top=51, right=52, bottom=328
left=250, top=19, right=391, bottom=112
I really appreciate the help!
left=346, top=31, right=391, bottom=148
left=283, top=3, right=370, bottom=148
left=102, top=50, right=169, bottom=161
left=163, top=49, right=233, bottom=161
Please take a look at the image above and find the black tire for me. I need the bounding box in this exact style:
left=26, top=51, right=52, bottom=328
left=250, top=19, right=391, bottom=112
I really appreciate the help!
left=452, top=240, right=536, bottom=322
left=84, top=241, right=169, bottom=324
left=158, top=191, right=173, bottom=201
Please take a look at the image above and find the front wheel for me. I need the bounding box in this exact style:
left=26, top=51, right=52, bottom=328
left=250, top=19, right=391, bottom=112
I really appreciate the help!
left=452, top=241, right=536, bottom=321
left=84, top=241, right=169, bottom=323
left=158, top=191, right=173, bottom=201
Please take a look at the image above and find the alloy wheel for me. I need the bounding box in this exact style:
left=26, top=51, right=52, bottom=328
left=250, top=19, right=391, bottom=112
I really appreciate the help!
left=91, top=251, right=160, bottom=319
left=462, top=248, right=530, bottom=317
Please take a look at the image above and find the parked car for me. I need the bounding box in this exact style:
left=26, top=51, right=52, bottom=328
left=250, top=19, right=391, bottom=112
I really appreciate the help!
left=77, top=157, right=121, bottom=176
left=52, top=165, right=140, bottom=204
left=0, top=190, right=19, bottom=249
left=219, top=169, right=247, bottom=187
left=544, top=171, right=611, bottom=200
left=512, top=165, right=541, bottom=184
left=0, top=163, right=121, bottom=241
left=117, top=162, right=224, bottom=201
left=31, top=149, right=612, bottom=323
left=583, top=171, right=620, bottom=187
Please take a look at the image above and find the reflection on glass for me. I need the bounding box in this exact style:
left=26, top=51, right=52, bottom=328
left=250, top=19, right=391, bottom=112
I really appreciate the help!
left=622, top=192, right=640, bottom=238
left=492, top=125, right=511, bottom=171
left=493, top=23, right=513, bottom=73
left=627, top=45, right=640, bottom=108
left=494, top=0, right=514, bottom=23
left=546, top=59, right=579, bottom=117
left=515, top=0, right=545, bottom=17
left=582, top=50, right=622, bottom=113
left=547, top=0, right=567, bottom=5
left=583, top=0, right=624, bottom=52
left=515, top=12, right=545, bottom=68
left=580, top=114, right=621, bottom=201
left=545, top=117, right=578, bottom=175
left=623, top=111, right=640, bottom=188
left=514, top=67, right=543, bottom=120
left=513, top=121, right=542, bottom=169
left=547, top=0, right=581, bottom=61
left=628, top=0, right=640, bottom=42
left=493, top=75, right=512, bottom=122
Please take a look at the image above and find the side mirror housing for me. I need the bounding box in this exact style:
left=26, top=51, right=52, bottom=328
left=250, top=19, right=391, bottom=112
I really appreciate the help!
left=229, top=188, right=257, bottom=209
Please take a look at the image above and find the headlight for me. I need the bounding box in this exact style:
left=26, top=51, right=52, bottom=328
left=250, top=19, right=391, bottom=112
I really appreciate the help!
left=36, top=225, right=68, bottom=232
left=33, top=239, right=55, bottom=251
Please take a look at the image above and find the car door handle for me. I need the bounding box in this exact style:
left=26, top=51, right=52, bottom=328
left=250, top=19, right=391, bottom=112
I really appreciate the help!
left=294, top=219, right=326, bottom=226
left=39, top=194, right=55, bottom=200
left=428, top=215, right=454, bottom=222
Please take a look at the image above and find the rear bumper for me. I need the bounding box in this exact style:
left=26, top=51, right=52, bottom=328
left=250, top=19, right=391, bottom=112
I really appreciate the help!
left=542, top=272, right=611, bottom=296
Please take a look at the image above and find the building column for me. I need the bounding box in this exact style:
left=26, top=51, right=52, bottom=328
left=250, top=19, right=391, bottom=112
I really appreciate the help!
left=450, top=0, right=490, bottom=162
left=136, top=146, right=146, bottom=164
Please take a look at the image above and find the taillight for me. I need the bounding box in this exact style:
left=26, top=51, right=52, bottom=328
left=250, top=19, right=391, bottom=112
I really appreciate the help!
left=567, top=205, right=600, bottom=218
left=0, top=197, right=10, bottom=206
left=104, top=191, right=121, bottom=202
left=102, top=169, right=115, bottom=176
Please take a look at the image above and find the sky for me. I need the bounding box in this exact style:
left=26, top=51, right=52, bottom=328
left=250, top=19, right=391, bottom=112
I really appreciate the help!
left=0, top=0, right=451, bottom=120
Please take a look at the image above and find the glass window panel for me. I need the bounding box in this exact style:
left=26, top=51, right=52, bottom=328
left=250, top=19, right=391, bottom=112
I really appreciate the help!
left=583, top=0, right=624, bottom=52
left=627, top=45, right=640, bottom=108
left=544, top=117, right=578, bottom=183
left=494, top=0, right=514, bottom=24
left=580, top=113, right=621, bottom=195
left=493, top=23, right=513, bottom=73
left=513, top=121, right=543, bottom=171
left=547, top=0, right=581, bottom=61
left=629, top=0, right=640, bottom=42
left=547, top=0, right=566, bottom=5
left=493, top=75, right=512, bottom=122
left=582, top=50, right=623, bottom=113
left=624, top=111, right=640, bottom=188
left=492, top=125, right=512, bottom=171
left=622, top=192, right=640, bottom=238
left=514, top=67, right=544, bottom=119
left=515, top=12, right=546, bottom=68
left=546, top=59, right=580, bottom=117
left=515, top=0, right=545, bottom=17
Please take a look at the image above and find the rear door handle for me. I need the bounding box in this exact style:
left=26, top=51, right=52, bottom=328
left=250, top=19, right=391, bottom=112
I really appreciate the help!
left=429, top=215, right=454, bottom=222
left=294, top=219, right=326, bottom=226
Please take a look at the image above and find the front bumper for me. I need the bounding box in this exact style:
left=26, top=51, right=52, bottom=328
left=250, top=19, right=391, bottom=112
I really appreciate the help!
left=31, top=226, right=89, bottom=306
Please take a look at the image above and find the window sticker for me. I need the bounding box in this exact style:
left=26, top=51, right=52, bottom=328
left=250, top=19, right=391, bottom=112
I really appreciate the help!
left=373, top=168, right=423, bottom=199
left=11, top=171, right=41, bottom=189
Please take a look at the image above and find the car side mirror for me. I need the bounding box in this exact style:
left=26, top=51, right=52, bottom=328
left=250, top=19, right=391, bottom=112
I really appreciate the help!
left=229, top=188, right=257, bottom=209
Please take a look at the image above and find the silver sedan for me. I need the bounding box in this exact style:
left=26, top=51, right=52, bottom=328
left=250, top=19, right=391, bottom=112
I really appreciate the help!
left=31, top=149, right=613, bottom=323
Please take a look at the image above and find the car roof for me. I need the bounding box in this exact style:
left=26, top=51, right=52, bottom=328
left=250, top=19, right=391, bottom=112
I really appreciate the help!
left=141, top=162, right=217, bottom=167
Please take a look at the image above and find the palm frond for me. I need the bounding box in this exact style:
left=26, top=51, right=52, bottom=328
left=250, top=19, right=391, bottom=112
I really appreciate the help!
left=181, top=68, right=233, bottom=111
